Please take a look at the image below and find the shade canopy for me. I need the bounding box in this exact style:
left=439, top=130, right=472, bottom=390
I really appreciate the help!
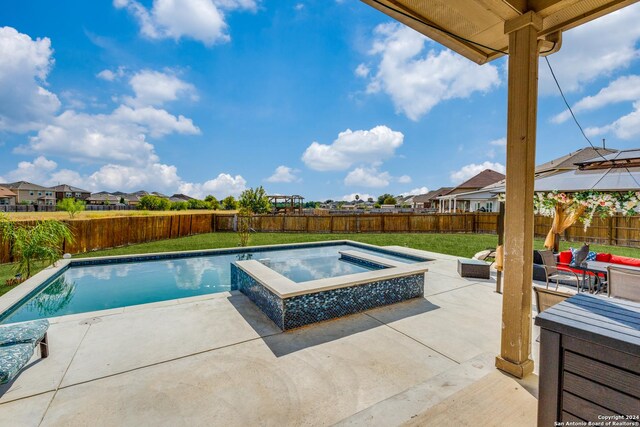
left=360, top=0, right=637, bottom=64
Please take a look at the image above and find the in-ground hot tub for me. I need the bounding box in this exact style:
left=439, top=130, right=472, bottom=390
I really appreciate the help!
left=232, top=249, right=429, bottom=330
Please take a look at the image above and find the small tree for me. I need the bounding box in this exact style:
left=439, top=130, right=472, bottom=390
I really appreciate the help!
left=204, top=195, right=220, bottom=210
left=237, top=207, right=251, bottom=247
left=382, top=196, right=397, bottom=205
left=377, top=194, right=395, bottom=205
left=170, top=201, right=188, bottom=210
left=355, top=194, right=360, bottom=201
left=57, top=198, right=86, bottom=218
left=0, top=214, right=74, bottom=279
left=138, top=195, right=171, bottom=211
left=239, top=186, right=270, bottom=214
left=367, top=197, right=374, bottom=203
left=222, top=196, right=238, bottom=210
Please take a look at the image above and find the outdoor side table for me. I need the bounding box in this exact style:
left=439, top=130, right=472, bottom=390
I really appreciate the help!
left=457, top=259, right=490, bottom=279
left=535, top=294, right=640, bottom=426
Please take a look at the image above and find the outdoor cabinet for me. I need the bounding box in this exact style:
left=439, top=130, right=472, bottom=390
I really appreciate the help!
left=535, top=294, right=640, bottom=426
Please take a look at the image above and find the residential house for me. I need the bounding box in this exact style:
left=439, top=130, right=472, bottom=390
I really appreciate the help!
left=86, top=193, right=121, bottom=205
left=50, top=184, right=91, bottom=203
left=411, top=187, right=453, bottom=211
left=437, top=169, right=505, bottom=213
left=1, top=181, right=56, bottom=206
left=436, top=146, right=627, bottom=212
left=0, top=186, right=17, bottom=206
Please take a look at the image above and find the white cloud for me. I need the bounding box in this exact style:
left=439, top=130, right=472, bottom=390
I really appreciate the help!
left=552, top=75, right=640, bottom=124
left=397, top=175, right=411, bottom=184
left=125, top=69, right=197, bottom=107
left=302, top=125, right=403, bottom=171
left=401, top=186, right=429, bottom=196
left=294, top=3, right=304, bottom=11
left=585, top=100, right=640, bottom=140
left=114, top=0, right=257, bottom=46
left=344, top=166, right=391, bottom=188
left=489, top=137, right=506, bottom=147
left=22, top=106, right=199, bottom=165
left=87, top=162, right=182, bottom=191
left=97, top=66, right=126, bottom=81
left=1, top=155, right=247, bottom=198
left=450, top=162, right=505, bottom=184
left=539, top=3, right=640, bottom=94
left=361, top=23, right=500, bottom=121
left=354, top=63, right=370, bottom=78
left=342, top=193, right=373, bottom=202
left=0, top=27, right=60, bottom=132
left=1, top=156, right=58, bottom=184
left=179, top=173, right=247, bottom=199
left=266, top=165, right=299, bottom=183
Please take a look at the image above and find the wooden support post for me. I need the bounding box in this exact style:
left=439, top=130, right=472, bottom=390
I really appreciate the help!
left=495, top=11, right=541, bottom=379
left=496, top=201, right=505, bottom=294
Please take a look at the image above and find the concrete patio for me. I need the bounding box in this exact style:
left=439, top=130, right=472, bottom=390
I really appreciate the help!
left=0, top=249, right=539, bottom=426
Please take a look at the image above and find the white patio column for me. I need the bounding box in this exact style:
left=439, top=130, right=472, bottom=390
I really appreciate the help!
left=495, top=11, right=541, bottom=379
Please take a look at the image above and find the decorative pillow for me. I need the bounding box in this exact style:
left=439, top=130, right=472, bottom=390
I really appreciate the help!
left=570, top=244, right=590, bottom=266
left=585, top=251, right=596, bottom=262
left=558, top=251, right=572, bottom=265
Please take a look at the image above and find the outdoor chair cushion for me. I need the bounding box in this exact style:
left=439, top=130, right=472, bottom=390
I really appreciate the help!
left=0, top=320, right=49, bottom=347
left=596, top=253, right=612, bottom=262
left=558, top=251, right=572, bottom=266
left=610, top=255, right=640, bottom=267
left=0, top=343, right=36, bottom=384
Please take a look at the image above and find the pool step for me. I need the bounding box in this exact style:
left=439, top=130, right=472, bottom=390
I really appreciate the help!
left=334, top=352, right=499, bottom=426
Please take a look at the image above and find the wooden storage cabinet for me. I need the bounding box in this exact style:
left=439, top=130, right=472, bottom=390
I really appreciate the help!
left=535, top=294, right=640, bottom=426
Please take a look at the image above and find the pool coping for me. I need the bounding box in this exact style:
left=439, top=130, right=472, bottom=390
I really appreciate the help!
left=0, top=240, right=432, bottom=323
left=234, top=255, right=429, bottom=298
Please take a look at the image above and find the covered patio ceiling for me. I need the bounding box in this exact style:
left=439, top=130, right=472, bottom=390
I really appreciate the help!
left=360, top=0, right=637, bottom=64
left=359, top=0, right=639, bottom=381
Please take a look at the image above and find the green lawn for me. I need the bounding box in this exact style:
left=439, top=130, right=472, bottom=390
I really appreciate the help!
left=1, top=232, right=639, bottom=296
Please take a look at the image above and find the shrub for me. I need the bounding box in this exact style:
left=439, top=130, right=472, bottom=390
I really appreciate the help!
left=57, top=198, right=86, bottom=218
left=170, top=201, right=188, bottom=211
left=238, top=186, right=270, bottom=214
left=222, top=196, right=238, bottom=210
left=138, top=195, right=171, bottom=211
left=0, top=214, right=74, bottom=278
left=383, top=196, right=397, bottom=205
left=204, top=195, right=220, bottom=210
left=237, top=207, right=251, bottom=247
left=377, top=194, right=395, bottom=205
left=187, top=199, right=210, bottom=210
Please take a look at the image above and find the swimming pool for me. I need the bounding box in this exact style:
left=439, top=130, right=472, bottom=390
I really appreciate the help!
left=0, top=242, right=428, bottom=324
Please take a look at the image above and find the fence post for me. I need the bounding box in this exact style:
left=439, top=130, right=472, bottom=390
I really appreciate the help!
left=407, top=215, right=411, bottom=232
left=381, top=215, right=385, bottom=233
left=330, top=215, right=334, bottom=233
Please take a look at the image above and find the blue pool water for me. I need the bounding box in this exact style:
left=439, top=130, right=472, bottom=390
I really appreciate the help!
left=1, top=243, right=424, bottom=324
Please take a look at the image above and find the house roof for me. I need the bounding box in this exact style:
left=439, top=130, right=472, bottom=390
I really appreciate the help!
left=87, top=194, right=121, bottom=201
left=50, top=184, right=91, bottom=193
left=170, top=193, right=194, bottom=201
left=454, top=169, right=505, bottom=190
left=1, top=181, right=50, bottom=191
left=412, top=187, right=453, bottom=203
left=0, top=186, right=17, bottom=198
left=535, top=146, right=617, bottom=174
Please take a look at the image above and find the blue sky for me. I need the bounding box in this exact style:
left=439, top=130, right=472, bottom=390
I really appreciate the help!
left=1, top=0, right=639, bottom=201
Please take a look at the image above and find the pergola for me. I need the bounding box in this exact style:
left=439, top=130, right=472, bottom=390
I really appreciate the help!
left=360, top=0, right=638, bottom=379
left=268, top=195, right=305, bottom=215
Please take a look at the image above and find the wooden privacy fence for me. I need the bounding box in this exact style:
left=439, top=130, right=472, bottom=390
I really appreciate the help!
left=1, top=213, right=638, bottom=263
